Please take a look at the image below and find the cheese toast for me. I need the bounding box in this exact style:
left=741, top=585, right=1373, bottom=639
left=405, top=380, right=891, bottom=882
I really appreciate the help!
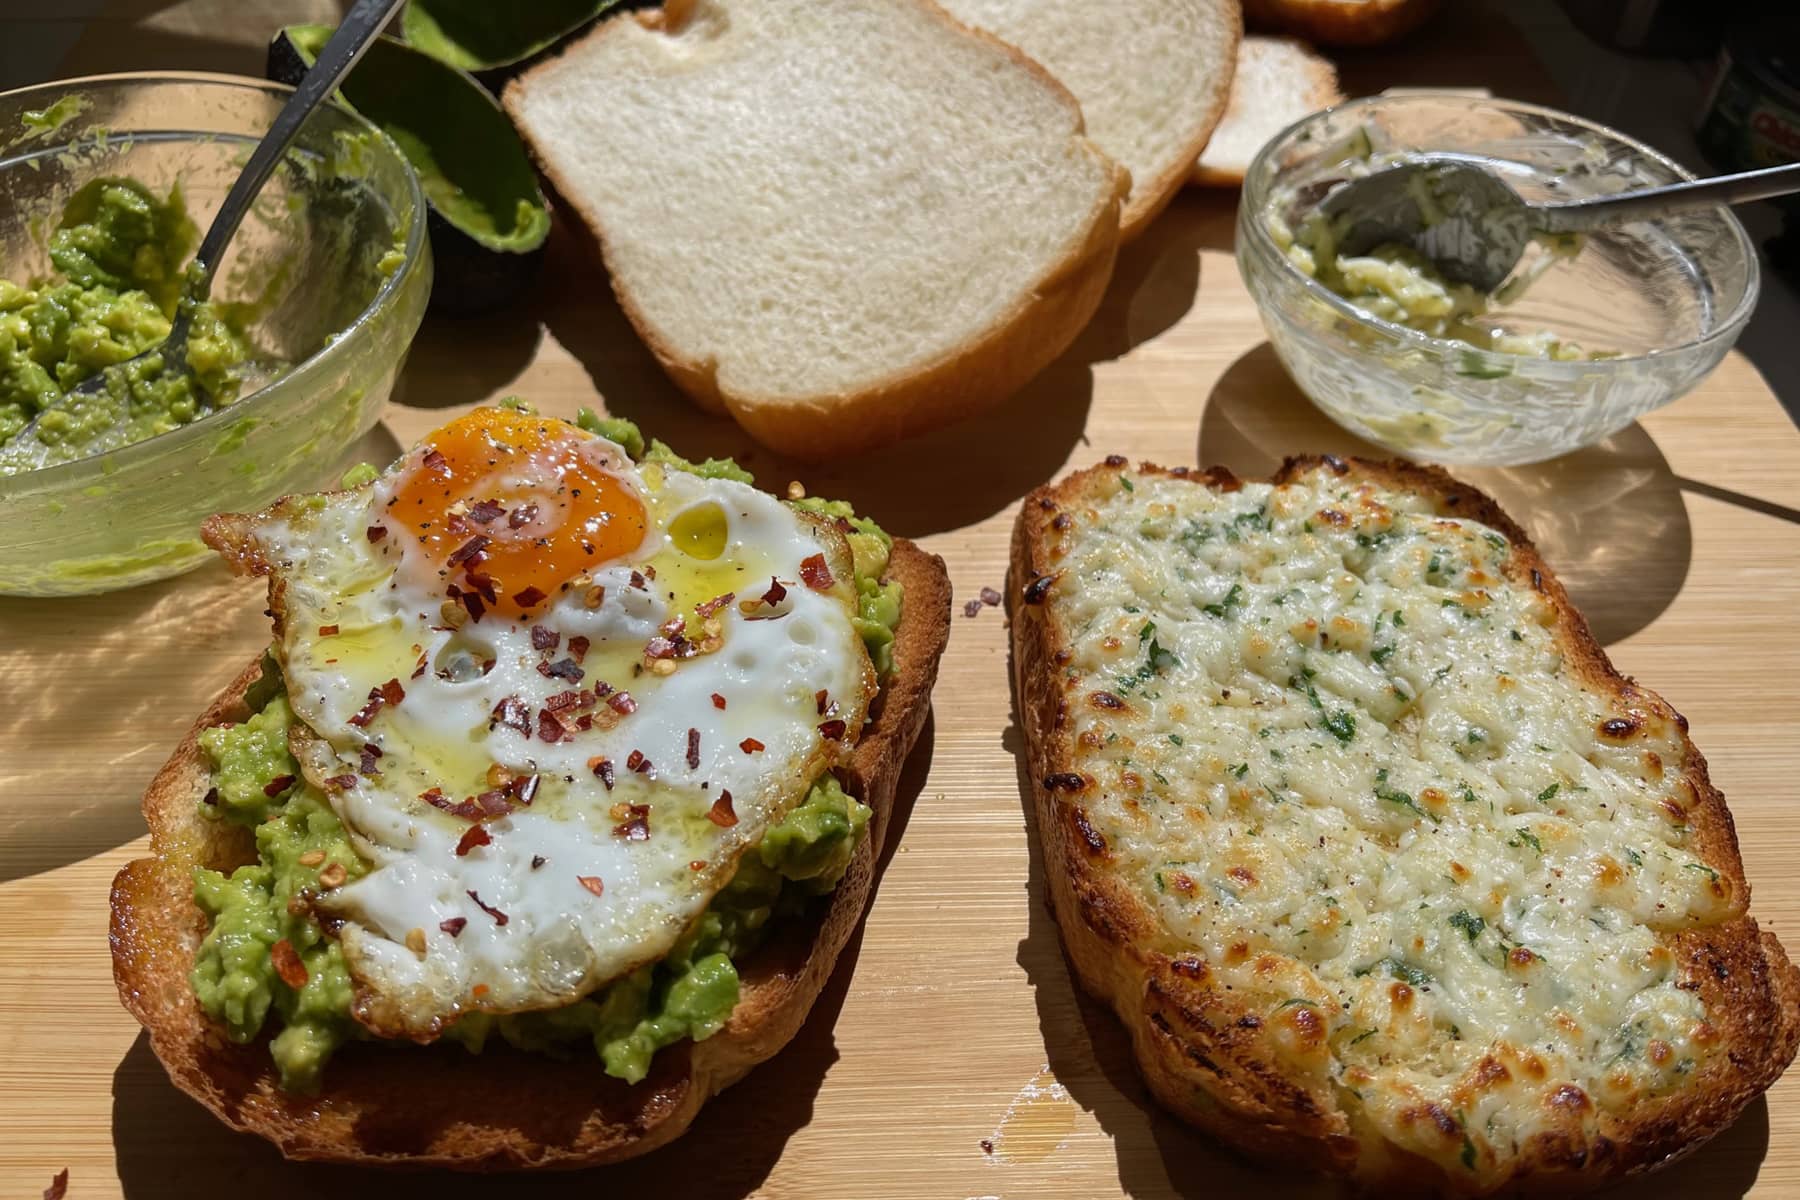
left=1010, top=454, right=1799, bottom=1192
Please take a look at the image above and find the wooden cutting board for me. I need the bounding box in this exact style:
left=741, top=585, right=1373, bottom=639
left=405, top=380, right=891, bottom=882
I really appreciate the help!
left=5, top=10, right=1800, bottom=1198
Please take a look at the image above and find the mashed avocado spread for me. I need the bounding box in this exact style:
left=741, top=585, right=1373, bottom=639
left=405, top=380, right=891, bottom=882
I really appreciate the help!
left=190, top=421, right=901, bottom=1093
left=0, top=177, right=252, bottom=476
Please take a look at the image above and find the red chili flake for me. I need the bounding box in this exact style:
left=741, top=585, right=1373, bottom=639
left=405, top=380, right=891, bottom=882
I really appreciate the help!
left=359, top=744, right=384, bottom=775
left=472, top=984, right=490, bottom=999
left=815, top=689, right=831, bottom=715
left=626, top=749, right=651, bottom=774
left=531, top=625, right=560, bottom=651
left=761, top=576, right=788, bottom=605
left=457, top=588, right=487, bottom=624
left=44, top=1168, right=68, bottom=1200
left=263, top=774, right=296, bottom=797
left=325, top=774, right=357, bottom=791
left=410, top=650, right=428, bottom=680
left=538, top=711, right=568, bottom=743
left=689, top=860, right=707, bottom=872
left=318, top=623, right=340, bottom=636
left=800, top=553, right=833, bottom=590
left=511, top=774, right=540, bottom=806
left=467, top=890, right=509, bottom=925
left=568, top=635, right=590, bottom=663
left=514, top=585, right=548, bottom=609
left=644, top=636, right=679, bottom=660
left=629, top=570, right=648, bottom=590
left=577, top=875, right=605, bottom=897
left=422, top=788, right=484, bottom=822
left=378, top=678, right=405, bottom=706
left=439, top=917, right=468, bottom=938
left=455, top=825, right=492, bottom=857
left=530, top=855, right=546, bottom=870
left=366, top=525, right=388, bottom=543
left=608, top=691, right=637, bottom=716
left=509, top=503, right=538, bottom=530
left=468, top=499, right=504, bottom=524
left=660, top=615, right=688, bottom=638
left=712, top=693, right=727, bottom=710
left=686, top=727, right=701, bottom=769
left=447, top=534, right=491, bottom=568
left=963, top=598, right=984, bottom=618
left=348, top=689, right=385, bottom=727
left=270, top=939, right=308, bottom=989
left=613, top=804, right=651, bottom=840
left=422, top=448, right=449, bottom=472
left=819, top=719, right=848, bottom=741
left=589, top=756, right=616, bottom=790
left=644, top=564, right=658, bottom=580
left=475, top=790, right=514, bottom=818
left=980, top=586, right=1003, bottom=607
left=490, top=696, right=531, bottom=736
left=740, top=738, right=764, bottom=754
left=538, top=657, right=585, bottom=682
left=696, top=592, right=736, bottom=618
left=707, top=790, right=738, bottom=828
left=465, top=570, right=499, bottom=605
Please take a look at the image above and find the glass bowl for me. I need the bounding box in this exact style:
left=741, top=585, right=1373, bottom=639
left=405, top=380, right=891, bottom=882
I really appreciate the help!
left=1236, top=94, right=1758, bottom=466
left=0, top=72, right=431, bottom=596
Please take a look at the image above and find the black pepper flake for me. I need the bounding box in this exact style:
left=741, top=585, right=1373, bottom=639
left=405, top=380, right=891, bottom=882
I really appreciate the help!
left=202, top=787, right=219, bottom=806
left=366, top=525, right=388, bottom=543
left=537, top=657, right=585, bottom=683
left=531, top=855, right=546, bottom=870
left=1023, top=573, right=1059, bottom=604
left=531, top=625, right=560, bottom=651
left=686, top=727, right=701, bottom=770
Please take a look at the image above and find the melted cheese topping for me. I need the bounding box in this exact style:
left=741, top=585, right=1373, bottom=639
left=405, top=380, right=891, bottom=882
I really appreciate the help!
left=1049, top=467, right=1733, bottom=1176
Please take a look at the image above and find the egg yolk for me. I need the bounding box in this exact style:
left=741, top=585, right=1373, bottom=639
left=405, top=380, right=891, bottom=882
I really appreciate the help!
left=388, top=407, right=646, bottom=618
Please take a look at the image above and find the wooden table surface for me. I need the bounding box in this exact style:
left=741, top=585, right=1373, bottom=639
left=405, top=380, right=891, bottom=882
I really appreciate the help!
left=5, top=7, right=1800, bottom=1198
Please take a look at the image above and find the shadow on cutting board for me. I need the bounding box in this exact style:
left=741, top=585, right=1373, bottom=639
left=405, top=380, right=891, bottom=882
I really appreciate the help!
left=536, top=191, right=1218, bottom=539
left=1198, top=343, right=1693, bottom=647
left=1004, top=705, right=1775, bottom=1198
left=110, top=717, right=934, bottom=1199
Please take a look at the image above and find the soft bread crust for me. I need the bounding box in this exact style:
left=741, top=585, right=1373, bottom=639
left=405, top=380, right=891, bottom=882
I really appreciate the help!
left=1243, top=0, right=1440, bottom=46
left=111, top=539, right=950, bottom=1169
left=932, top=0, right=1242, bottom=239
left=1009, top=455, right=1800, bottom=1194
left=502, top=0, right=1128, bottom=461
left=1192, top=35, right=1341, bottom=187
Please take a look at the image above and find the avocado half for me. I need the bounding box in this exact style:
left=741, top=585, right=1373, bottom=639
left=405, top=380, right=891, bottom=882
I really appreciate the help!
left=268, top=25, right=550, bottom=316
left=401, top=0, right=619, bottom=81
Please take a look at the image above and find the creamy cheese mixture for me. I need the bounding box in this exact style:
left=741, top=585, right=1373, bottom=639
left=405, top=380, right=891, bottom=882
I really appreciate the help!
left=1050, top=466, right=1732, bottom=1171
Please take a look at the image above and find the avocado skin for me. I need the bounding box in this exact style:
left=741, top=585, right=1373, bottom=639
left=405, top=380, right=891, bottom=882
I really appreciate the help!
left=267, top=29, right=546, bottom=316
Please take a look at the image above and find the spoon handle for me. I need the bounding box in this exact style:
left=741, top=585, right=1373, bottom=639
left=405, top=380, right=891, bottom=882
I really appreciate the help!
left=1538, top=161, right=1800, bottom=233
left=187, top=0, right=405, bottom=302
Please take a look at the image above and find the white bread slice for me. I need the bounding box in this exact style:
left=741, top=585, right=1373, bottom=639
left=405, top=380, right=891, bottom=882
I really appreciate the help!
left=504, top=0, right=1128, bottom=460
left=1192, top=35, right=1341, bottom=187
left=935, top=0, right=1241, bottom=239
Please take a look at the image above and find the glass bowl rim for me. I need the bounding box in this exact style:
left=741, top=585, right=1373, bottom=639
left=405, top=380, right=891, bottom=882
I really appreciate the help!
left=0, top=69, right=428, bottom=494
left=1239, top=91, right=1761, bottom=373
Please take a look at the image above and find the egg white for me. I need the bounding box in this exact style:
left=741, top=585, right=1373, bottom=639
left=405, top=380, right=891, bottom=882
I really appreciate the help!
left=247, top=440, right=874, bottom=1039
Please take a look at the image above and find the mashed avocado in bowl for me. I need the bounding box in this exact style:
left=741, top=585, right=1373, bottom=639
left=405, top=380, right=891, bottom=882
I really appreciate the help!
left=188, top=417, right=904, bottom=1093
left=0, top=177, right=256, bottom=474
left=0, top=73, right=431, bottom=596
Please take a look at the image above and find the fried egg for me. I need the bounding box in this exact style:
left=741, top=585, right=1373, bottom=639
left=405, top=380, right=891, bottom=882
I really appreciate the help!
left=233, top=408, right=874, bottom=1039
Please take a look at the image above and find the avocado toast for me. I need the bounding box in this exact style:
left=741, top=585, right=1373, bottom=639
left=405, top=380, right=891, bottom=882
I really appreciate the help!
left=111, top=407, right=950, bottom=1168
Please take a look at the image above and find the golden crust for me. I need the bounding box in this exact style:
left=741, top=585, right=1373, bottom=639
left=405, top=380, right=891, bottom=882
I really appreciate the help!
left=1008, top=454, right=1800, bottom=1194
left=501, top=0, right=1129, bottom=461
left=111, top=539, right=950, bottom=1169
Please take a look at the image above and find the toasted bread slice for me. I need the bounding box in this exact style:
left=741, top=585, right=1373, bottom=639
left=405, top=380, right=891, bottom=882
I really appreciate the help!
left=1010, top=455, right=1799, bottom=1193
left=503, top=0, right=1128, bottom=461
left=111, top=538, right=950, bottom=1169
left=933, top=0, right=1241, bottom=239
left=1243, top=0, right=1439, bottom=46
left=1192, top=35, right=1341, bottom=187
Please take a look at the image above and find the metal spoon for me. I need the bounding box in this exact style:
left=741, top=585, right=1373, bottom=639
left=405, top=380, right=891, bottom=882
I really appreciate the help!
left=1319, top=156, right=1800, bottom=294
left=12, top=0, right=403, bottom=470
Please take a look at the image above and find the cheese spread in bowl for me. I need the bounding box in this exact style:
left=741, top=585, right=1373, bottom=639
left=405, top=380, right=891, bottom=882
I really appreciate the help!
left=1237, top=95, right=1757, bottom=466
